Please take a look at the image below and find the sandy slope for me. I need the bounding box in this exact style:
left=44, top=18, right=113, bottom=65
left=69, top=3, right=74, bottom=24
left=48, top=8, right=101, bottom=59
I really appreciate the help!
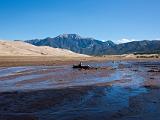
left=0, top=40, right=89, bottom=57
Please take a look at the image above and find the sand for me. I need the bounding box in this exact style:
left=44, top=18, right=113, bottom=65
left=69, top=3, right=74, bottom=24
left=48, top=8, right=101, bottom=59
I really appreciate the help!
left=0, top=40, right=89, bottom=57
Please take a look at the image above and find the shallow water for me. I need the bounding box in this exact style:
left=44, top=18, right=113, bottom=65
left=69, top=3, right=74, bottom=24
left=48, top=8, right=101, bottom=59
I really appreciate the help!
left=0, top=61, right=159, bottom=120
left=34, top=86, right=146, bottom=120
left=0, top=61, right=146, bottom=92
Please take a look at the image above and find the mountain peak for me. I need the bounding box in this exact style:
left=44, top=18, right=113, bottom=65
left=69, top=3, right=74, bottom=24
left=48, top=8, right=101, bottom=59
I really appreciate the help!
left=56, top=34, right=82, bottom=39
left=56, top=34, right=95, bottom=40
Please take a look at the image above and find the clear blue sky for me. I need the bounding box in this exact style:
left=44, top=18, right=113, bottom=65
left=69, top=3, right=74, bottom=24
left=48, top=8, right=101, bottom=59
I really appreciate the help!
left=0, top=0, right=160, bottom=43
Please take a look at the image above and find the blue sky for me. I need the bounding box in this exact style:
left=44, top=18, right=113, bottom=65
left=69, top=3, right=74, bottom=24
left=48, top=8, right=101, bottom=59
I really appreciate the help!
left=0, top=0, right=160, bottom=43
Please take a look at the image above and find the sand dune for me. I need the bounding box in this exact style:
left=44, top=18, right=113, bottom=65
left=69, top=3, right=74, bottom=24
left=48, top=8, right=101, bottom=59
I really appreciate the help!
left=0, top=40, right=89, bottom=57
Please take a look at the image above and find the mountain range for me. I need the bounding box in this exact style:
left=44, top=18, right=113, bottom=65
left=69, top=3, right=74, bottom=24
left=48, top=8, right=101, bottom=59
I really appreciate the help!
left=25, top=34, right=160, bottom=55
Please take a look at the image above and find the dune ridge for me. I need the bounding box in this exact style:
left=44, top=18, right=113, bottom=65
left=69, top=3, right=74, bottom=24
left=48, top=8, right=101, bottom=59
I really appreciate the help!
left=0, top=40, right=89, bottom=57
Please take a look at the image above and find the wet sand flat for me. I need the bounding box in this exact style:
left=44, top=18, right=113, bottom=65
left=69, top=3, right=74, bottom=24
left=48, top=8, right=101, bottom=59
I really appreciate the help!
left=0, top=56, right=159, bottom=67
left=0, top=60, right=160, bottom=120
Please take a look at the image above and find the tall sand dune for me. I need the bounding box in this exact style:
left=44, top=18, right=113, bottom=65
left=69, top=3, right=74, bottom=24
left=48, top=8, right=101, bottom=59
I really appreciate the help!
left=0, top=40, right=89, bottom=57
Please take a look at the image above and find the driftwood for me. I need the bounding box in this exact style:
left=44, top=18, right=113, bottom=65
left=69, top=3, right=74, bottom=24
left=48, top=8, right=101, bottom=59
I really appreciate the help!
left=72, top=62, right=115, bottom=70
left=73, top=62, right=104, bottom=70
left=72, top=62, right=91, bottom=70
left=72, top=64, right=91, bottom=70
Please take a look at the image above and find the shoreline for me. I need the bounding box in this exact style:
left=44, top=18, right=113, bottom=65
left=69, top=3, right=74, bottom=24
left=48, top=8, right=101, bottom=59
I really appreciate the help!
left=0, top=56, right=159, bottom=67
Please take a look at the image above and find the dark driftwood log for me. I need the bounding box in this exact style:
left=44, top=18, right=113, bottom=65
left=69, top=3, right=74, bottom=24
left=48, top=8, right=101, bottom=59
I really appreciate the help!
left=72, top=64, right=115, bottom=71
left=72, top=65, right=91, bottom=69
left=72, top=62, right=114, bottom=70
